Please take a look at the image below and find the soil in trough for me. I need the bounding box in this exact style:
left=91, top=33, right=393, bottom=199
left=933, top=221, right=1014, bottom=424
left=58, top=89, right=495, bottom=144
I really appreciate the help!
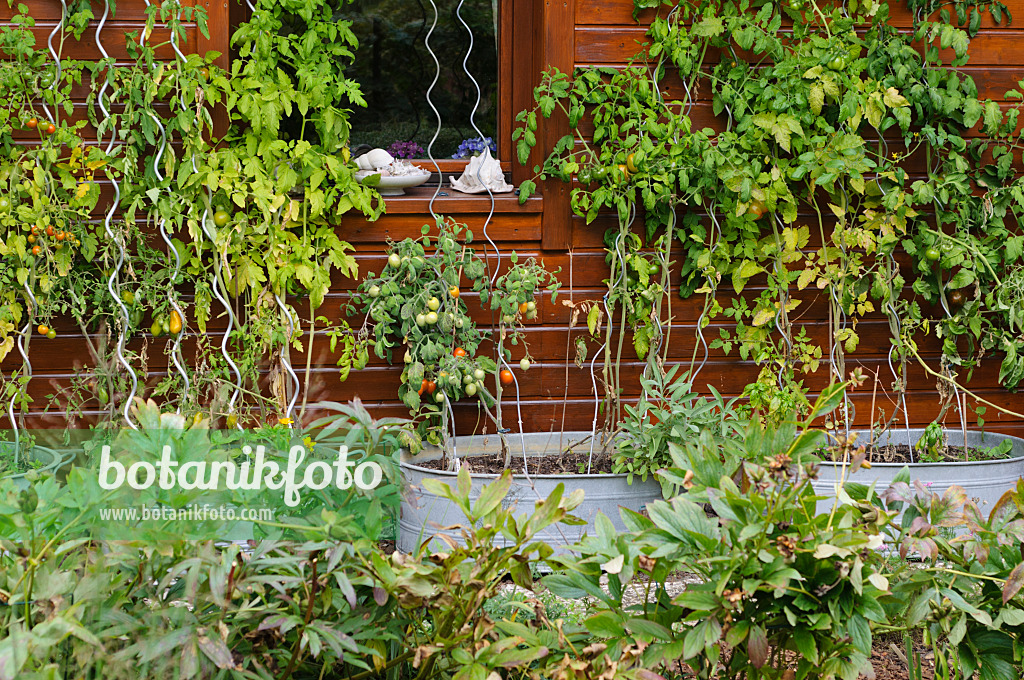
left=417, top=451, right=617, bottom=475
left=827, top=443, right=1011, bottom=464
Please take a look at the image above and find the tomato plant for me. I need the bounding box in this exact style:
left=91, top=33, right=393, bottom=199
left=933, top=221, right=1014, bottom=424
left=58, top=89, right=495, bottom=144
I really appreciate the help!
left=353, top=220, right=558, bottom=446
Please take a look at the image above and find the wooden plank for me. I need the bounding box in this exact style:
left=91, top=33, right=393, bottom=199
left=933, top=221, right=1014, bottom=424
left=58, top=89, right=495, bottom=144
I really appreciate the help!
left=540, top=0, right=576, bottom=250
left=0, top=0, right=195, bottom=22
left=510, top=0, right=538, bottom=185
left=574, top=0, right=1024, bottom=28
left=3, top=24, right=196, bottom=60
left=575, top=26, right=1024, bottom=66
left=14, top=351, right=1007, bottom=409
left=195, top=0, right=229, bottom=136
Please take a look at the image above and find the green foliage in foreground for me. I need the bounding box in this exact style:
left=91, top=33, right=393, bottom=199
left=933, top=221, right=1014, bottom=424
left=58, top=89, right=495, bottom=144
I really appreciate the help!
left=1, top=389, right=1023, bottom=679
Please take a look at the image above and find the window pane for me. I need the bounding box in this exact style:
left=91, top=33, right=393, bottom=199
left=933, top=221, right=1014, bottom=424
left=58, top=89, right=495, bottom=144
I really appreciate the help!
left=342, top=0, right=498, bottom=159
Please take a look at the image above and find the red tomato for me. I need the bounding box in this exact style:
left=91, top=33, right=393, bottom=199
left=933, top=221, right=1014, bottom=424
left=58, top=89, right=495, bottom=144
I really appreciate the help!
left=453, top=347, right=468, bottom=358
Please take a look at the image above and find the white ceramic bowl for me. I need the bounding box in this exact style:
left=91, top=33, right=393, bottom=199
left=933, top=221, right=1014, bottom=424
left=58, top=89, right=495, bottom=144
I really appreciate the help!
left=356, top=170, right=430, bottom=196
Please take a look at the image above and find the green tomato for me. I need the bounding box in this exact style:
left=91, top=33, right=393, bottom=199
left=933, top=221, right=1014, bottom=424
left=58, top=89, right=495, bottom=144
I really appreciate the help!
left=425, top=311, right=438, bottom=325
left=520, top=358, right=531, bottom=371
left=415, top=313, right=427, bottom=327
left=465, top=383, right=478, bottom=397
left=46, top=328, right=56, bottom=340
left=502, top=314, right=516, bottom=324
left=924, top=247, right=941, bottom=262
left=526, top=300, right=536, bottom=312
left=473, top=368, right=486, bottom=380
left=404, top=351, right=412, bottom=364
left=463, top=373, right=474, bottom=385
left=427, top=296, right=440, bottom=311
left=829, top=56, right=847, bottom=71
left=368, top=285, right=381, bottom=298
left=455, top=317, right=464, bottom=329
left=0, top=196, right=10, bottom=211
left=213, top=210, right=231, bottom=227
left=121, top=289, right=136, bottom=306
left=388, top=253, right=402, bottom=268
left=434, top=392, right=446, bottom=403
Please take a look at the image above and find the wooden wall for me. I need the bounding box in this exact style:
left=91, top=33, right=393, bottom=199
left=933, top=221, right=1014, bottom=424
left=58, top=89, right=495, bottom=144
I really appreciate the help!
left=5, top=0, right=1024, bottom=438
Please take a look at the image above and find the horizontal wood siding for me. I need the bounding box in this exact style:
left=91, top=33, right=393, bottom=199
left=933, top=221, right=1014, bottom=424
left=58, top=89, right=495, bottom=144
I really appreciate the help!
left=6, top=0, right=1024, bottom=441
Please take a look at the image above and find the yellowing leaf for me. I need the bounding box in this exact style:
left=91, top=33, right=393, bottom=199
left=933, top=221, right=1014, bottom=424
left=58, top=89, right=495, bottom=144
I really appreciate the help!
left=813, top=543, right=851, bottom=559
left=752, top=308, right=775, bottom=327
left=883, top=87, right=909, bottom=108
left=868, top=573, right=890, bottom=592
left=601, top=554, right=625, bottom=574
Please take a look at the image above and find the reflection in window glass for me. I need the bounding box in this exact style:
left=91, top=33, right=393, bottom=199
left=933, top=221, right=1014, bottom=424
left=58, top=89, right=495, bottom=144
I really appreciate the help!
left=341, top=0, right=498, bottom=159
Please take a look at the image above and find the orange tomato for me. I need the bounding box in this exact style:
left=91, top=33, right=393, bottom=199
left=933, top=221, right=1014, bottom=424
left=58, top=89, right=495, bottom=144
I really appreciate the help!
left=453, top=347, right=468, bottom=358
left=449, top=286, right=460, bottom=298
left=418, top=379, right=428, bottom=395
left=499, top=369, right=514, bottom=385
left=518, top=301, right=529, bottom=314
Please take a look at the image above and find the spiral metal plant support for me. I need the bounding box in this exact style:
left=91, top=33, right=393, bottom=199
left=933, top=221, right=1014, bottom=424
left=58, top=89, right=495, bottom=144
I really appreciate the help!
left=831, top=186, right=853, bottom=433
left=690, top=207, right=722, bottom=386
left=884, top=254, right=914, bottom=461
left=7, top=284, right=37, bottom=468
left=454, top=0, right=532, bottom=467
left=587, top=216, right=632, bottom=473
left=771, top=214, right=795, bottom=391
left=95, top=0, right=138, bottom=428
left=9, top=0, right=64, bottom=458
left=38, top=0, right=66, bottom=127
left=274, top=294, right=301, bottom=424
left=132, top=6, right=193, bottom=411
left=423, top=0, right=445, bottom=220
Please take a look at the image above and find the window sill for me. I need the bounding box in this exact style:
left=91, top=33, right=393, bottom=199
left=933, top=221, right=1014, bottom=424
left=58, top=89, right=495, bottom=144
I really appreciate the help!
left=371, top=185, right=543, bottom=214
left=407, top=158, right=513, bottom=174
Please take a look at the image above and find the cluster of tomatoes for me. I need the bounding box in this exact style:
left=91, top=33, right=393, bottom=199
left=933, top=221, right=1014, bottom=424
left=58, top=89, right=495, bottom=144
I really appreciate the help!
left=150, top=309, right=184, bottom=337
left=918, top=240, right=968, bottom=309
left=115, top=289, right=185, bottom=337
left=410, top=345, right=533, bottom=403
left=35, top=323, right=57, bottom=339
left=25, top=221, right=82, bottom=257
left=502, top=297, right=539, bottom=325
left=24, top=115, right=57, bottom=136
left=576, top=151, right=644, bottom=186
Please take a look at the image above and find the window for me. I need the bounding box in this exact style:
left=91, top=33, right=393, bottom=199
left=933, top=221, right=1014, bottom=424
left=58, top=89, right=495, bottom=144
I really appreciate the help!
left=341, top=0, right=499, bottom=161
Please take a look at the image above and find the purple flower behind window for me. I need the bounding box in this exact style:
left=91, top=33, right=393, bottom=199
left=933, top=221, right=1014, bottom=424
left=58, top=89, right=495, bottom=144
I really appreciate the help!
left=387, top=141, right=425, bottom=159
left=452, top=137, right=496, bottom=159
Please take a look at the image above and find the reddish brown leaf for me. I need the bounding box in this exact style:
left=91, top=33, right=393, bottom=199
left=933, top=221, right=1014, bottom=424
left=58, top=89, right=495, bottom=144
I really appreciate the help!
left=748, top=624, right=768, bottom=668
left=1003, top=561, right=1024, bottom=605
